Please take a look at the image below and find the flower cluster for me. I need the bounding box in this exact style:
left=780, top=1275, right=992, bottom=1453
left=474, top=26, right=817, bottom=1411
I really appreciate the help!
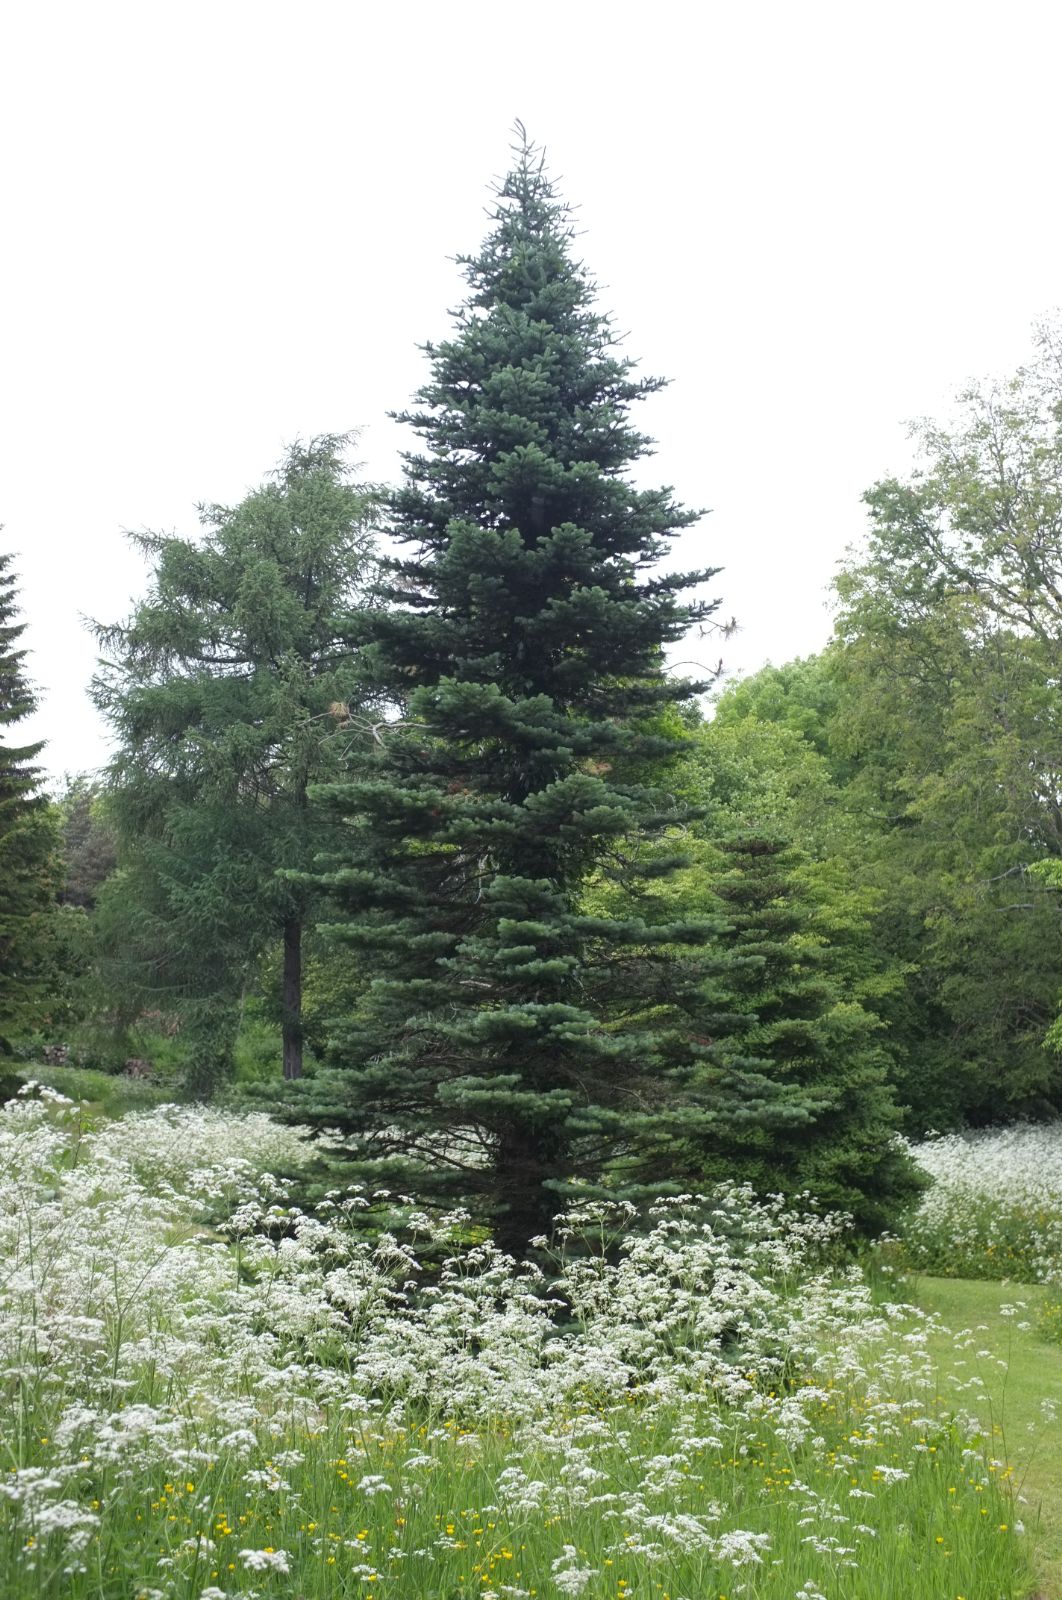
left=0, top=1089, right=1025, bottom=1598
left=904, top=1122, right=1062, bottom=1281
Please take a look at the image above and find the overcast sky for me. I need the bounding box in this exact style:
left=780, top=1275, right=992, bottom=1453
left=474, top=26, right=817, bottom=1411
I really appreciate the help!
left=3, top=0, right=1061, bottom=782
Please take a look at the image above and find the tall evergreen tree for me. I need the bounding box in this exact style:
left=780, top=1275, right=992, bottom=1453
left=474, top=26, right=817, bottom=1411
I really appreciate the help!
left=308, top=132, right=728, bottom=1253
left=0, top=549, right=59, bottom=1052
left=92, top=438, right=377, bottom=1090
left=629, top=834, right=918, bottom=1232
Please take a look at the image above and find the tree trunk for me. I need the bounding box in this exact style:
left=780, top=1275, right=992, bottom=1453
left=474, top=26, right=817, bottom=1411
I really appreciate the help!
left=494, top=1123, right=561, bottom=1260
left=282, top=916, right=303, bottom=1080
left=183, top=1001, right=238, bottom=1100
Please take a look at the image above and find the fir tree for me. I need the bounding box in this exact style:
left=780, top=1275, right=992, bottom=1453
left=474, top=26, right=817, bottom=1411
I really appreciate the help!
left=0, top=549, right=59, bottom=1052
left=92, top=438, right=377, bottom=1091
left=55, top=776, right=117, bottom=911
left=309, top=131, right=726, bottom=1253
left=644, top=833, right=919, bottom=1231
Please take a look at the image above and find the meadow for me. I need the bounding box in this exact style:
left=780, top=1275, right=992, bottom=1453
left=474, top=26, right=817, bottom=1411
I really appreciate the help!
left=0, top=1084, right=1037, bottom=1600
left=903, top=1123, right=1062, bottom=1295
left=895, top=1122, right=1062, bottom=1594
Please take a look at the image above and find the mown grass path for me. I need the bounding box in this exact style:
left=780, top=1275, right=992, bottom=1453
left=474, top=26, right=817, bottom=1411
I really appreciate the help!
left=912, top=1276, right=1062, bottom=1597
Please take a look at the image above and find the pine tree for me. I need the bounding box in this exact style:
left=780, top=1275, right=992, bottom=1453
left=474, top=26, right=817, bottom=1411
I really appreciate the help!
left=55, top=776, right=117, bottom=911
left=308, top=132, right=726, bottom=1253
left=92, top=438, right=377, bottom=1091
left=645, top=833, right=919, bottom=1231
left=0, top=549, right=59, bottom=1052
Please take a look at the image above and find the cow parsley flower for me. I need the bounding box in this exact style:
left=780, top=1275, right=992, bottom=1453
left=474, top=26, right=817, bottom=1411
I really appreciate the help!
left=239, top=1547, right=291, bottom=1572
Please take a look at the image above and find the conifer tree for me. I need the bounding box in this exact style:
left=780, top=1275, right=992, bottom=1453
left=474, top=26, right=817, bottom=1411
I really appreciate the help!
left=309, top=132, right=726, bottom=1253
left=55, top=776, right=117, bottom=911
left=92, top=438, right=377, bottom=1090
left=0, top=549, right=59, bottom=1052
left=641, top=834, right=918, bottom=1231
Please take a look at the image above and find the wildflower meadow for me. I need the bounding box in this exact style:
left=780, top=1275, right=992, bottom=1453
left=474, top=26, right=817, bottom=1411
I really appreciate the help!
left=903, top=1124, right=1062, bottom=1286
left=0, top=1086, right=1030, bottom=1600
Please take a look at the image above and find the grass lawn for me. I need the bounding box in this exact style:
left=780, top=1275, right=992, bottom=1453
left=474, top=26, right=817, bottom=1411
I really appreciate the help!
left=912, top=1275, right=1062, bottom=1598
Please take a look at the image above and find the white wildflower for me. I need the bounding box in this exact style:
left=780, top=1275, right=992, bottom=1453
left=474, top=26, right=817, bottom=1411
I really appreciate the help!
left=239, top=1546, right=291, bottom=1572
left=714, top=1528, right=771, bottom=1566
left=356, top=1474, right=392, bottom=1496
left=551, top=1544, right=598, bottom=1594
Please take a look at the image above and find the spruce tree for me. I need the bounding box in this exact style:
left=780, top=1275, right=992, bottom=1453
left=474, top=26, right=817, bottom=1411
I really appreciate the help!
left=309, top=132, right=727, bottom=1253
left=641, top=833, right=918, bottom=1231
left=0, top=549, right=59, bottom=1053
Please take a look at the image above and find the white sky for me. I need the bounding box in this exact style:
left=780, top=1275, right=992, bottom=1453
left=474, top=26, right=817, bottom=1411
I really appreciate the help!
left=3, top=0, right=1061, bottom=782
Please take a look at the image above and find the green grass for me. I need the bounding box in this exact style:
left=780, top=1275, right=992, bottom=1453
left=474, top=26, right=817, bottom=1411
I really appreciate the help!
left=909, top=1275, right=1062, bottom=1597
left=14, top=1062, right=180, bottom=1117
left=4, top=1392, right=1027, bottom=1600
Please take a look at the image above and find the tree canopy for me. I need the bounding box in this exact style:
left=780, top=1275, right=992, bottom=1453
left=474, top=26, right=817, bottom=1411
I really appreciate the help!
left=92, top=437, right=378, bottom=1089
left=0, top=549, right=59, bottom=1053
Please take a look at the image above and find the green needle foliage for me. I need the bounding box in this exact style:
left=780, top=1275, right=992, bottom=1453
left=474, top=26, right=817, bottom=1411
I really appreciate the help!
left=307, top=130, right=721, bottom=1253
left=92, top=438, right=377, bottom=1092
left=631, top=833, right=918, bottom=1232
left=55, top=776, right=117, bottom=911
left=0, top=549, right=59, bottom=1053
